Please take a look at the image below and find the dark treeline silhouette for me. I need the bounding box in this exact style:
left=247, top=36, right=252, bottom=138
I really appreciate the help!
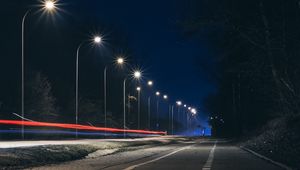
left=180, top=0, right=300, bottom=167
left=181, top=0, right=300, bottom=136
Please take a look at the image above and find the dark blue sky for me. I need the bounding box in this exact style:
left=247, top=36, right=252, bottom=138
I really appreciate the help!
left=0, top=0, right=217, bottom=120
left=78, top=0, right=217, bottom=109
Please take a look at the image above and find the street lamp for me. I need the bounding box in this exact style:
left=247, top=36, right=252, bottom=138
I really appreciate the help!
left=94, top=36, right=102, bottom=43
left=103, top=57, right=124, bottom=132
left=155, top=91, right=160, bottom=130
left=21, top=0, right=58, bottom=139
left=162, top=94, right=168, bottom=131
left=123, top=70, right=142, bottom=137
left=136, top=86, right=141, bottom=129
left=133, top=71, right=141, bottom=79
left=176, top=101, right=182, bottom=106
left=176, top=101, right=182, bottom=125
left=170, top=105, right=175, bottom=135
left=191, top=108, right=197, bottom=115
left=75, top=35, right=102, bottom=138
left=45, top=1, right=55, bottom=10
left=117, top=57, right=124, bottom=64
left=147, top=80, right=153, bottom=86
left=146, top=80, right=153, bottom=129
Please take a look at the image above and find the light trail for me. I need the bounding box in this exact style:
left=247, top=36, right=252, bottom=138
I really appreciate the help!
left=0, top=120, right=167, bottom=135
left=0, top=130, right=158, bottom=137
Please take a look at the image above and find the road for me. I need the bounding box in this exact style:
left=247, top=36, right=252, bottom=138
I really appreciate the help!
left=30, top=138, right=283, bottom=170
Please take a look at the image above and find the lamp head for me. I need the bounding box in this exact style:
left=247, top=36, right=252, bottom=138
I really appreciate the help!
left=156, top=91, right=160, bottom=96
left=45, top=0, right=55, bottom=10
left=117, top=57, right=124, bottom=65
left=94, top=36, right=102, bottom=43
left=133, top=71, right=141, bottom=79
left=148, top=81, right=153, bottom=86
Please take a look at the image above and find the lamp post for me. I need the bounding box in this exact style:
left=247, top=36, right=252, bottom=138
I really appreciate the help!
left=190, top=108, right=197, bottom=131
left=103, top=57, right=124, bottom=130
left=155, top=91, right=160, bottom=130
left=21, top=0, right=56, bottom=139
left=176, top=101, right=182, bottom=132
left=188, top=107, right=192, bottom=129
left=75, top=36, right=102, bottom=138
left=147, top=80, right=153, bottom=129
left=168, top=104, right=172, bottom=132
left=176, top=101, right=182, bottom=121
left=183, top=104, right=187, bottom=129
left=162, top=95, right=168, bottom=130
left=123, top=70, right=141, bottom=137
left=136, top=86, right=141, bottom=129
left=171, top=105, right=174, bottom=135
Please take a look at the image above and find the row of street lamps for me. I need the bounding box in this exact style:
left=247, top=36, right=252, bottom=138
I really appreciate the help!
left=20, top=0, right=198, bottom=138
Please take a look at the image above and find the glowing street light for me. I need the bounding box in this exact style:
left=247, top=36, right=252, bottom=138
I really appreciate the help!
left=148, top=80, right=153, bottom=86
left=163, top=95, right=168, bottom=99
left=103, top=57, right=124, bottom=133
left=133, top=71, right=141, bottom=79
left=191, top=108, right=197, bottom=115
left=156, top=91, right=160, bottom=96
left=155, top=91, right=161, bottom=130
left=176, top=101, right=182, bottom=106
left=136, top=86, right=141, bottom=129
left=21, top=0, right=59, bottom=139
left=94, top=36, right=102, bottom=43
left=188, top=107, right=191, bottom=110
left=117, top=57, right=124, bottom=64
left=175, top=101, right=182, bottom=122
left=184, top=104, right=187, bottom=107
left=146, top=80, right=153, bottom=129
left=123, top=70, right=142, bottom=136
left=45, top=1, right=55, bottom=10
left=75, top=35, right=102, bottom=138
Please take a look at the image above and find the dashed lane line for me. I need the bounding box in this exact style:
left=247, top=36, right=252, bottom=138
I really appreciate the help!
left=123, top=145, right=192, bottom=170
left=202, top=141, right=217, bottom=170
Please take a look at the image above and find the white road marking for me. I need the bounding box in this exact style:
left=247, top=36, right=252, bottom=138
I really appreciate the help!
left=202, top=141, right=217, bottom=170
left=123, top=145, right=192, bottom=170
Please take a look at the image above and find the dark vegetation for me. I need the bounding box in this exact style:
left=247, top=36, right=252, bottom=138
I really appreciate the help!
left=180, top=0, right=300, bottom=168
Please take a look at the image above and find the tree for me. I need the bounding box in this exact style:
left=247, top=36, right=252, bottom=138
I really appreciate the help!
left=26, top=72, right=58, bottom=121
left=180, top=0, right=300, bottom=136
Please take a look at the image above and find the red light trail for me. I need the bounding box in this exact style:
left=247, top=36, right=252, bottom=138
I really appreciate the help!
left=0, top=120, right=167, bottom=135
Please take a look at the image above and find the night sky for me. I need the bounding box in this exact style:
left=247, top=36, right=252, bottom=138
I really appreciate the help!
left=0, top=0, right=216, bottom=124
left=79, top=0, right=217, bottom=107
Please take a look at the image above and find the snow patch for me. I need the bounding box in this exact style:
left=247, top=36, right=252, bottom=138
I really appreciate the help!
left=85, top=149, right=119, bottom=159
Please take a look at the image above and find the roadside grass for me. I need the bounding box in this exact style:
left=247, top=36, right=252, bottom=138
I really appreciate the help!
left=241, top=114, right=300, bottom=170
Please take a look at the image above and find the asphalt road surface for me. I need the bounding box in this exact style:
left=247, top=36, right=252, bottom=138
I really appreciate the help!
left=30, top=138, right=283, bottom=170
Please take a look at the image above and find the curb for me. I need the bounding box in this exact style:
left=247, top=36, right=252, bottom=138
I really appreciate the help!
left=240, top=146, right=293, bottom=170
